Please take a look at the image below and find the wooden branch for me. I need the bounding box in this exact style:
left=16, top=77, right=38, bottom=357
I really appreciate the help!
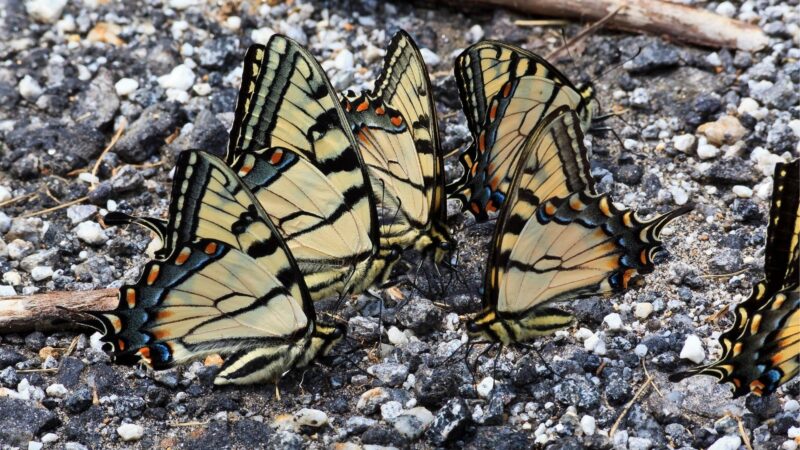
left=466, top=0, right=768, bottom=51
left=0, top=289, right=118, bottom=333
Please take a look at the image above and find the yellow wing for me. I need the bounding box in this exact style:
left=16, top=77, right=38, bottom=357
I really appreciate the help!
left=671, top=158, right=800, bottom=397
left=89, top=150, right=322, bottom=385
left=448, top=41, right=597, bottom=221
left=467, top=109, right=690, bottom=345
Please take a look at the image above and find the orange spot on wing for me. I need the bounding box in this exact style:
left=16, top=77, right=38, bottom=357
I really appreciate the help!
left=569, top=195, right=585, bottom=211
left=470, top=202, right=481, bottom=215
left=204, top=242, right=218, bottom=255
left=749, top=380, right=765, bottom=396
left=270, top=149, right=284, bottom=164
left=471, top=163, right=479, bottom=176
left=478, top=132, right=486, bottom=153
left=733, top=342, right=743, bottom=356
left=137, top=347, right=151, bottom=361
left=375, top=106, right=385, bottom=115
left=486, top=200, right=497, bottom=213
left=152, top=329, right=171, bottom=340
left=489, top=176, right=499, bottom=190
left=640, top=250, right=648, bottom=265
left=155, top=310, right=173, bottom=320
left=623, top=212, right=634, bottom=227
left=117, top=339, right=126, bottom=351
left=356, top=100, right=369, bottom=112
left=621, top=269, right=636, bottom=288
left=489, top=103, right=498, bottom=121
left=146, top=265, right=160, bottom=285
left=111, top=317, right=122, bottom=332
left=358, top=131, right=369, bottom=143
left=599, top=197, right=612, bottom=217
left=731, top=378, right=741, bottom=388
left=125, top=289, right=136, bottom=308
left=502, top=81, right=512, bottom=97
left=750, top=314, right=762, bottom=334
left=238, top=165, right=252, bottom=176
left=544, top=202, right=557, bottom=216
left=390, top=115, right=403, bottom=127
left=175, top=248, right=191, bottom=265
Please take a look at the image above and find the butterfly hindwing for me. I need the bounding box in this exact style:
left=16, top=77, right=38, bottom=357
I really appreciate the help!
left=90, top=151, right=320, bottom=385
left=449, top=41, right=597, bottom=221
left=671, top=158, right=799, bottom=396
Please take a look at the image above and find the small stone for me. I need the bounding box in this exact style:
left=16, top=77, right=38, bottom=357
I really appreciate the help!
left=672, top=134, right=696, bottom=153
left=30, top=266, right=53, bottom=281
left=25, top=0, right=67, bottom=23
left=117, top=423, right=144, bottom=442
left=114, top=102, right=185, bottom=163
left=584, top=332, right=606, bottom=355
left=732, top=185, right=752, bottom=198
left=380, top=401, right=403, bottom=422
left=367, top=363, right=409, bottom=387
left=74, top=222, right=109, bottom=245
left=333, top=49, right=354, bottom=71
left=66, top=204, right=98, bottom=225
left=426, top=398, right=470, bottom=445
left=737, top=97, right=759, bottom=115
left=708, top=435, right=741, bottom=450
left=671, top=187, right=689, bottom=205
left=293, top=408, right=327, bottom=427
left=714, top=1, right=736, bottom=17
left=420, top=48, right=440, bottom=67
left=784, top=399, right=800, bottom=412
left=45, top=384, right=68, bottom=398
left=41, top=434, right=58, bottom=444
left=28, top=441, right=43, bottom=450
left=634, top=344, right=648, bottom=357
left=0, top=285, right=17, bottom=296
left=697, top=143, right=720, bottom=160
left=603, top=313, right=623, bottom=331
left=73, top=69, right=120, bottom=129
left=580, top=415, right=596, bottom=435
left=697, top=116, right=747, bottom=146
left=679, top=335, right=705, bottom=364
left=18, top=75, right=43, bottom=101
left=7, top=239, right=34, bottom=260
left=158, top=64, right=196, bottom=91
left=114, top=78, right=139, bottom=97
left=394, top=407, right=434, bottom=439
left=386, top=326, right=408, bottom=346
left=467, top=25, right=484, bottom=43
left=476, top=377, right=494, bottom=399
left=0, top=186, right=11, bottom=203
left=634, top=302, right=653, bottom=319
left=251, top=27, right=275, bottom=45
left=628, top=437, right=653, bottom=450
left=169, top=0, right=200, bottom=9
left=110, top=165, right=144, bottom=193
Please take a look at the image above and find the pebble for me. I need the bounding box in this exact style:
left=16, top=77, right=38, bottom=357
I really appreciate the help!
left=732, top=185, right=753, bottom=198
left=45, top=384, right=68, bottom=398
left=28, top=441, right=43, bottom=450
left=420, top=48, right=441, bottom=67
left=169, top=0, right=199, bottom=10
left=294, top=408, right=328, bottom=427
left=672, top=134, right=696, bottom=153
left=628, top=437, right=653, bottom=450
left=634, top=302, right=653, bottom=319
left=387, top=326, right=408, bottom=346
left=476, top=377, right=494, bottom=399
left=74, top=221, right=109, bottom=245
left=30, top=266, right=53, bottom=281
left=634, top=344, right=649, bottom=357
left=679, top=335, right=705, bottom=364
left=426, top=398, right=469, bottom=445
left=784, top=399, right=800, bottom=412
left=708, top=435, right=741, bottom=450
left=697, top=116, right=747, bottom=146
left=114, top=78, right=139, bottom=97
left=333, top=50, right=355, bottom=71
left=603, top=313, right=623, bottom=331
left=584, top=332, right=606, bottom=355
left=251, top=27, right=275, bottom=45
left=750, top=147, right=785, bottom=177
left=737, top=97, right=760, bottom=115
left=715, top=1, right=737, bottom=17
left=467, top=24, right=484, bottom=43
left=580, top=415, right=596, bottom=435
left=7, top=239, right=34, bottom=260
left=66, top=204, right=98, bottom=225
left=671, top=187, right=689, bottom=205
left=380, top=401, right=403, bottom=422
left=697, top=143, right=720, bottom=160
left=0, top=285, right=16, bottom=296
left=157, top=64, right=196, bottom=91
left=117, top=423, right=144, bottom=442
left=394, top=407, right=434, bottom=439
left=0, top=185, right=11, bottom=203
left=18, top=75, right=43, bottom=101
left=367, top=363, right=409, bottom=387
left=24, top=0, right=68, bottom=23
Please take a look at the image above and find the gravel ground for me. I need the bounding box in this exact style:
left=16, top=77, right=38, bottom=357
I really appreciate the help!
left=1, top=0, right=799, bottom=449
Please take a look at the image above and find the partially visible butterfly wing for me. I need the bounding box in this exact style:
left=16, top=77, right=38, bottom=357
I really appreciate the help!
left=372, top=30, right=445, bottom=223
left=230, top=148, right=375, bottom=300
left=228, top=35, right=379, bottom=251
left=473, top=109, right=690, bottom=343
left=450, top=41, right=596, bottom=220
left=90, top=150, right=318, bottom=385
left=227, top=44, right=266, bottom=164
left=671, top=158, right=799, bottom=396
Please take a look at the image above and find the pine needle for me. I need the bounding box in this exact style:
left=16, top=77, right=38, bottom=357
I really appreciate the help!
left=610, top=375, right=652, bottom=437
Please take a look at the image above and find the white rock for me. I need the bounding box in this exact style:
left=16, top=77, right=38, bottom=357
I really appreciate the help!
left=715, top=1, right=737, bottom=17
left=40, top=433, right=58, bottom=444
left=114, top=78, right=139, bottom=97
left=333, top=49, right=354, bottom=71
left=476, top=376, right=494, bottom=399
left=78, top=172, right=99, bottom=184
left=117, top=423, right=144, bottom=442
left=672, top=134, right=696, bottom=153
left=783, top=440, right=798, bottom=450
left=294, top=408, right=328, bottom=427
left=25, top=0, right=68, bottom=23
left=634, top=302, right=653, bottom=319
left=192, top=83, right=211, bottom=96
left=671, top=187, right=689, bottom=205
left=732, top=185, right=753, bottom=198
left=784, top=399, right=800, bottom=412
left=251, top=27, right=275, bottom=45
left=165, top=89, right=190, bottom=103
left=679, top=335, right=706, bottom=364
left=66, top=204, right=98, bottom=225
left=575, top=327, right=593, bottom=341
left=0, top=185, right=11, bottom=203
left=580, top=415, right=596, bottom=435
left=708, top=435, right=741, bottom=450
left=74, top=221, right=109, bottom=245
left=18, top=75, right=44, bottom=100
left=28, top=441, right=44, bottom=450
left=31, top=266, right=53, bottom=281
left=380, top=401, right=403, bottom=422
left=0, top=285, right=16, bottom=296
left=420, top=48, right=441, bottom=67
left=224, top=16, right=241, bottom=31
left=603, top=313, right=623, bottom=331
left=584, top=332, right=606, bottom=355
left=789, top=426, right=800, bottom=439
left=394, top=407, right=434, bottom=438
left=46, top=383, right=68, bottom=398
left=467, top=24, right=484, bottom=43
left=157, top=64, right=196, bottom=91
left=705, top=52, right=722, bottom=67
left=788, top=119, right=800, bottom=139
left=387, top=326, right=408, bottom=346
left=634, top=344, right=649, bottom=357
left=168, top=0, right=200, bottom=10
left=697, top=143, right=720, bottom=160
left=737, top=97, right=760, bottom=115
left=750, top=147, right=785, bottom=176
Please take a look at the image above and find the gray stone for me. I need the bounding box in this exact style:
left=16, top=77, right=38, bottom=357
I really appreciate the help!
left=367, top=362, right=409, bottom=387
left=0, top=398, right=60, bottom=446
left=169, top=109, right=228, bottom=158
left=115, top=101, right=186, bottom=163
left=396, top=297, right=442, bottom=334
left=72, top=68, right=119, bottom=129
left=625, top=42, right=680, bottom=74
left=110, top=165, right=145, bottom=193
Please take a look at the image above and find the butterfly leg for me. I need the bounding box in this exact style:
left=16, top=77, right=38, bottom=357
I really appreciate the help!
left=274, top=376, right=282, bottom=402
left=517, top=342, right=557, bottom=378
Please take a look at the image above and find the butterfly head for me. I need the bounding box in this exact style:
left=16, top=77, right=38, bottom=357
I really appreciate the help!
left=416, top=220, right=456, bottom=265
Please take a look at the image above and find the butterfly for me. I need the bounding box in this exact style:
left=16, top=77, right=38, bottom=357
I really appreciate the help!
left=447, top=41, right=598, bottom=222
left=466, top=106, right=691, bottom=345
left=89, top=150, right=344, bottom=385
left=670, top=158, right=799, bottom=397
left=341, top=30, right=455, bottom=265
left=109, top=35, right=400, bottom=301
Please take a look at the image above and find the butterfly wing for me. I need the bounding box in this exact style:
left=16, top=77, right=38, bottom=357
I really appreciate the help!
left=671, top=158, right=799, bottom=396
left=449, top=41, right=596, bottom=221
left=90, top=151, right=319, bottom=385
left=226, top=45, right=266, bottom=164
left=469, top=109, right=690, bottom=344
